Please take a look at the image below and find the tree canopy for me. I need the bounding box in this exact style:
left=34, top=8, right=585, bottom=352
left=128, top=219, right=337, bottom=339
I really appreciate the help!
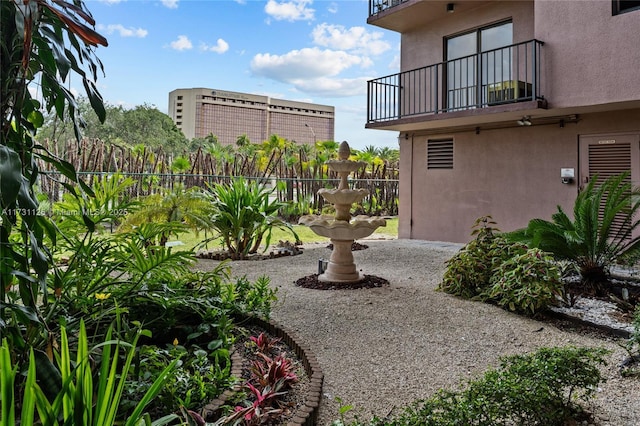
left=38, top=99, right=190, bottom=153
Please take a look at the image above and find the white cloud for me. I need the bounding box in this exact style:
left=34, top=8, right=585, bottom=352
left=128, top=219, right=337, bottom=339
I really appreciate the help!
left=169, top=35, right=192, bottom=51
left=327, top=2, right=338, bottom=14
left=264, top=0, right=314, bottom=22
left=98, top=24, right=148, bottom=38
left=250, top=47, right=373, bottom=97
left=98, top=0, right=123, bottom=4
left=161, top=0, right=179, bottom=9
left=312, top=23, right=391, bottom=56
left=201, top=38, right=229, bottom=54
left=251, top=47, right=365, bottom=81
left=291, top=76, right=370, bottom=97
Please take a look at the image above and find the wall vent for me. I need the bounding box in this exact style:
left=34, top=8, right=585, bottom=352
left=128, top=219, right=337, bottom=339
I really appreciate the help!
left=427, top=139, right=454, bottom=169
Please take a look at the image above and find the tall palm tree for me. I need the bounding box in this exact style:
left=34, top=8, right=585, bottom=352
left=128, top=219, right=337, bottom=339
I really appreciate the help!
left=315, top=140, right=340, bottom=159
left=236, top=134, right=251, bottom=148
left=378, top=147, right=400, bottom=167
left=362, top=145, right=380, bottom=156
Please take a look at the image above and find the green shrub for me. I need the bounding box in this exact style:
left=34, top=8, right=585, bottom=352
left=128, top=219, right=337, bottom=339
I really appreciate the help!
left=119, top=270, right=277, bottom=416
left=2, top=174, right=281, bottom=422
left=120, top=184, right=215, bottom=244
left=123, top=342, right=232, bottom=419
left=486, top=248, right=564, bottom=314
left=338, top=346, right=608, bottom=426
left=440, top=216, right=562, bottom=315
left=438, top=216, right=521, bottom=298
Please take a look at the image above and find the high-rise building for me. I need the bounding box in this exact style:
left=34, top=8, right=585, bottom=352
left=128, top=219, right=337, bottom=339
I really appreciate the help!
left=168, top=88, right=335, bottom=146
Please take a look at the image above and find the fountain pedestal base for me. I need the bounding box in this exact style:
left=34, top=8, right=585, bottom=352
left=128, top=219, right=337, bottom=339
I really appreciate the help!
left=318, top=239, right=363, bottom=283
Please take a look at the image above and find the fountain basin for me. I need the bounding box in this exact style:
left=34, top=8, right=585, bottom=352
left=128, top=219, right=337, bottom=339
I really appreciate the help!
left=298, top=214, right=386, bottom=240
left=318, top=188, right=368, bottom=205
left=325, top=159, right=367, bottom=174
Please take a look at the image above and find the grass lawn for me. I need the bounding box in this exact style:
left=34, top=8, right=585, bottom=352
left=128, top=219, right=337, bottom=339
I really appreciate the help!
left=167, top=217, right=399, bottom=252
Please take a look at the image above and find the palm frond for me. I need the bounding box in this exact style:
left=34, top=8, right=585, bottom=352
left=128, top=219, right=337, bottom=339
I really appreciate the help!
left=509, top=172, right=640, bottom=283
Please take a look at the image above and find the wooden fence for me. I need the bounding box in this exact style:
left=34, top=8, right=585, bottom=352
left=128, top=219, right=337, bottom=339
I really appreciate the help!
left=37, top=139, right=399, bottom=216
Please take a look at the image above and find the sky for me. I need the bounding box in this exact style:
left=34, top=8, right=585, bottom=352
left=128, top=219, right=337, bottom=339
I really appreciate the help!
left=82, top=0, right=401, bottom=150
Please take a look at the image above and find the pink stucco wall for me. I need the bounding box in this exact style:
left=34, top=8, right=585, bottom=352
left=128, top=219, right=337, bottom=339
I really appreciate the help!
left=401, top=1, right=534, bottom=72
left=399, top=109, right=640, bottom=243
left=387, top=0, right=640, bottom=243
left=535, top=0, right=640, bottom=107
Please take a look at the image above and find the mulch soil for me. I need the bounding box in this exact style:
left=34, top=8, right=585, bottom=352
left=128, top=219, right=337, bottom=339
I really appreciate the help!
left=295, top=273, right=390, bottom=290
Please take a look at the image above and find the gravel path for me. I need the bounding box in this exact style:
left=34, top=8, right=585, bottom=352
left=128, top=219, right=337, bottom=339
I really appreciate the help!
left=195, top=239, right=640, bottom=425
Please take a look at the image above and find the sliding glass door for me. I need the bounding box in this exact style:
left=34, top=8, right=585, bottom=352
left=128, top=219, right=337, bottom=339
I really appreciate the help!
left=446, top=21, right=512, bottom=110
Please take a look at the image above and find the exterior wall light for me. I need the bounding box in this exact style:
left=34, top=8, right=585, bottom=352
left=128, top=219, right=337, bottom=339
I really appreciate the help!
left=517, top=116, right=532, bottom=126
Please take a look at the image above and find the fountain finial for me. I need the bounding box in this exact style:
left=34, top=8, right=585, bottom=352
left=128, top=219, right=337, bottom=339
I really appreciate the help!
left=338, top=141, right=350, bottom=160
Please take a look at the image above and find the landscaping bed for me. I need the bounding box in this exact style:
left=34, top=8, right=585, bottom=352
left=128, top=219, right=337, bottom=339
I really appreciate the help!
left=202, top=317, right=324, bottom=426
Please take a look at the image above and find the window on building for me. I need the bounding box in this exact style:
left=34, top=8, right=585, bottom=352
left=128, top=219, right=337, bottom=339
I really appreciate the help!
left=177, top=96, right=183, bottom=100
left=445, top=21, right=513, bottom=110
left=427, top=139, right=454, bottom=169
left=613, top=0, right=640, bottom=14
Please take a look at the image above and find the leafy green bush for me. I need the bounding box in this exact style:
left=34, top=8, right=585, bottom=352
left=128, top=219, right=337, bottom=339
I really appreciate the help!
left=486, top=248, right=563, bottom=314
left=278, top=194, right=316, bottom=222
left=438, top=216, right=520, bottom=299
left=337, top=346, right=608, bottom=426
left=123, top=342, right=232, bottom=419
left=439, top=216, right=562, bottom=315
left=120, top=184, right=215, bottom=244
left=92, top=267, right=277, bottom=417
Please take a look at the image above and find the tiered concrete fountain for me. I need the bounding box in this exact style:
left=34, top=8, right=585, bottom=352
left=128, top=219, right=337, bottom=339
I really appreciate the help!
left=299, top=141, right=386, bottom=283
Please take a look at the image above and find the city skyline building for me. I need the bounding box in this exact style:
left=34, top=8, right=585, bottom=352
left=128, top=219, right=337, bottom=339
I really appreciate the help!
left=168, top=88, right=335, bottom=146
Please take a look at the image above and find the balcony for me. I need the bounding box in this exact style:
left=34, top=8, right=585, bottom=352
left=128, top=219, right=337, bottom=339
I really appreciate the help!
left=366, top=40, right=545, bottom=130
left=368, top=0, right=408, bottom=16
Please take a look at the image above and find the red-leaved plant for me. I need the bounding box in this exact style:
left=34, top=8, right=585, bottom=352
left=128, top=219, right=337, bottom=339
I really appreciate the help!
left=216, top=333, right=299, bottom=425
left=225, top=383, right=286, bottom=425
left=249, top=332, right=282, bottom=353
left=251, top=352, right=298, bottom=390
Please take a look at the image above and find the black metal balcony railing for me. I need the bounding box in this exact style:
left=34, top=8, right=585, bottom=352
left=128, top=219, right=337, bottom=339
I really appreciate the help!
left=368, top=0, right=408, bottom=15
left=367, top=40, right=544, bottom=123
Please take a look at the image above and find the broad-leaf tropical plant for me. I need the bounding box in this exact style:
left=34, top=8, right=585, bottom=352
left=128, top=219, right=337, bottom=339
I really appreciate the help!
left=205, top=177, right=299, bottom=257
left=508, top=172, right=640, bottom=287
left=1, top=0, right=107, bottom=347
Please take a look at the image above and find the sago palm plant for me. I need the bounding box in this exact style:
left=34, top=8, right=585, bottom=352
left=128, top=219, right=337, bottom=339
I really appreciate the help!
left=508, top=172, right=640, bottom=288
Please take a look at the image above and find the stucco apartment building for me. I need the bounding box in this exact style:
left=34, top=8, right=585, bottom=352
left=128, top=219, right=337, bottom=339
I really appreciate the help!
left=168, top=88, right=335, bottom=146
left=366, top=0, right=640, bottom=243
